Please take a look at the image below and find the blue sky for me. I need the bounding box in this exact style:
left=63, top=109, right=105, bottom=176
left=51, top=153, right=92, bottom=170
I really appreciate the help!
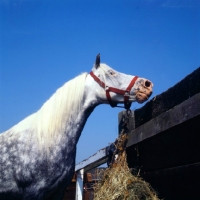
left=0, top=0, right=200, bottom=164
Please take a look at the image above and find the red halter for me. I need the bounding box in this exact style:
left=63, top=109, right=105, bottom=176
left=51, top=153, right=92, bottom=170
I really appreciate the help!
left=90, top=71, right=138, bottom=109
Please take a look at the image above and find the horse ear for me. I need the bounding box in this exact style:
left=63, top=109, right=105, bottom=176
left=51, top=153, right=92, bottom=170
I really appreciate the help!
left=95, top=53, right=100, bottom=68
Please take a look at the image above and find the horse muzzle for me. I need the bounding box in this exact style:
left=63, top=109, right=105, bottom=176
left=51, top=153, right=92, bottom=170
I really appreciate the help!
left=135, top=80, right=153, bottom=104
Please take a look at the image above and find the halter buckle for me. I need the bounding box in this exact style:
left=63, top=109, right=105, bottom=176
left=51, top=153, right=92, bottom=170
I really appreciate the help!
left=105, top=86, right=110, bottom=91
left=124, top=91, right=130, bottom=97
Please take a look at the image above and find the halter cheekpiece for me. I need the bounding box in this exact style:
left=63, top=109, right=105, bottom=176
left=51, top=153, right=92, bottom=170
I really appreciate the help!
left=90, top=71, right=138, bottom=109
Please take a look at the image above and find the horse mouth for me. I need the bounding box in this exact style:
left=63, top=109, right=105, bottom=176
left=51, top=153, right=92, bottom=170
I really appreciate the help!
left=134, top=79, right=153, bottom=104
left=136, top=91, right=152, bottom=104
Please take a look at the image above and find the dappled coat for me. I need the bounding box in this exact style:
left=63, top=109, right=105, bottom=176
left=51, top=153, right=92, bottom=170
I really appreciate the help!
left=0, top=54, right=153, bottom=200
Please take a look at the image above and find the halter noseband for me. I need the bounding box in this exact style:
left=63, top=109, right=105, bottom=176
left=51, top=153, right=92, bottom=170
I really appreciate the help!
left=90, top=71, right=138, bottom=109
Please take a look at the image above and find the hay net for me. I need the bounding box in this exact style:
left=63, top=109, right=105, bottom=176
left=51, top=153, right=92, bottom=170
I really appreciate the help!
left=93, top=133, right=159, bottom=200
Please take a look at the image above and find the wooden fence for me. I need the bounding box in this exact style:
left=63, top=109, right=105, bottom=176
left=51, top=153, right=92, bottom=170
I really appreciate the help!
left=65, top=67, right=200, bottom=200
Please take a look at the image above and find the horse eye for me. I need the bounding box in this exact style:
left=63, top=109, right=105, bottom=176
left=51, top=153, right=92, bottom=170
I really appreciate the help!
left=109, top=70, right=115, bottom=75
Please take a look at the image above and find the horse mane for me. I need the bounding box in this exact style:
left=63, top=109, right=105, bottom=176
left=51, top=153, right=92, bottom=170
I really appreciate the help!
left=6, top=64, right=113, bottom=150
left=11, top=72, right=88, bottom=149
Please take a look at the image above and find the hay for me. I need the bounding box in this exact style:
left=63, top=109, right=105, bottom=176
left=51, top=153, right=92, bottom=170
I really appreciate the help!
left=93, top=134, right=159, bottom=200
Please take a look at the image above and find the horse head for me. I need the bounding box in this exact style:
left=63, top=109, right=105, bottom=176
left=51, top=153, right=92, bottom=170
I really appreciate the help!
left=89, top=54, right=153, bottom=109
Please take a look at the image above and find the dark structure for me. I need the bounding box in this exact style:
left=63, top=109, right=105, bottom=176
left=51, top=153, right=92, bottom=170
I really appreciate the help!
left=134, top=67, right=200, bottom=128
left=64, top=67, right=200, bottom=200
left=125, top=67, right=200, bottom=200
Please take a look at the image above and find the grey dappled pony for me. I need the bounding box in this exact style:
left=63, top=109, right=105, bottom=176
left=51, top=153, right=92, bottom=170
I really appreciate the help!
left=0, top=54, right=153, bottom=200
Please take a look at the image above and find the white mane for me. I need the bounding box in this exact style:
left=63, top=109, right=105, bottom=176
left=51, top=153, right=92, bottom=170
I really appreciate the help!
left=11, top=73, right=88, bottom=149
left=6, top=64, right=117, bottom=150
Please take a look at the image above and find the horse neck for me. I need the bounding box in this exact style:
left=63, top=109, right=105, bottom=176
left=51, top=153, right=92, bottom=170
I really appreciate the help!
left=62, top=103, right=96, bottom=147
left=60, top=76, right=99, bottom=147
left=35, top=73, right=99, bottom=151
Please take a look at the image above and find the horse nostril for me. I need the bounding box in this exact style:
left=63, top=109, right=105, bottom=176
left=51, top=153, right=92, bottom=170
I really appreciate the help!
left=145, top=80, right=151, bottom=87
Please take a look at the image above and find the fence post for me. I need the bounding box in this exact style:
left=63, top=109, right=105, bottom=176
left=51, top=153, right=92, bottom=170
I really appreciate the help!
left=118, top=110, right=135, bottom=134
left=75, top=169, right=84, bottom=200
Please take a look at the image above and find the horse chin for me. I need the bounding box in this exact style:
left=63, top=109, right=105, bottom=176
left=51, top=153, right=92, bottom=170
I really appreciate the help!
left=136, top=92, right=149, bottom=104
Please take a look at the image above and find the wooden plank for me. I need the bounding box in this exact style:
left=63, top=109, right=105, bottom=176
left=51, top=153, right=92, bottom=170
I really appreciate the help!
left=126, top=115, right=200, bottom=171
left=84, top=173, right=93, bottom=183
left=127, top=92, right=200, bottom=147
left=141, top=162, right=200, bottom=200
left=142, top=161, right=200, bottom=175
left=75, top=148, right=108, bottom=172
